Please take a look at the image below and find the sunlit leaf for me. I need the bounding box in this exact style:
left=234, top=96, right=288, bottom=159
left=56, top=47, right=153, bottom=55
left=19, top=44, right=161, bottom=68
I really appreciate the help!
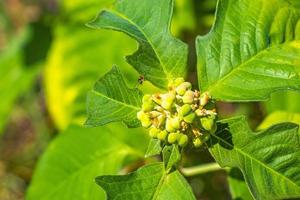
left=26, top=125, right=144, bottom=200
left=197, top=0, right=300, bottom=101
left=44, top=25, right=136, bottom=129
left=209, top=116, right=300, bottom=199
left=96, top=162, right=196, bottom=200
left=88, top=0, right=188, bottom=88
left=86, top=66, right=143, bottom=128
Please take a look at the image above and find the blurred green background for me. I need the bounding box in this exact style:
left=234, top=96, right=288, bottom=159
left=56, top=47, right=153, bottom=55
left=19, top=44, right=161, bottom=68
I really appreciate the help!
left=1, top=0, right=299, bottom=199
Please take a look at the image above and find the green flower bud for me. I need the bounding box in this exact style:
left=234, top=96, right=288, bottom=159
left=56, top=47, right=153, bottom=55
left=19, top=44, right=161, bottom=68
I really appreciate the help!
left=193, top=138, right=203, bottom=148
left=200, top=117, right=215, bottom=131
left=179, top=104, right=192, bottom=117
left=141, top=117, right=152, bottom=128
left=142, top=101, right=154, bottom=112
left=157, top=130, right=168, bottom=141
left=157, top=114, right=166, bottom=127
left=166, top=119, right=176, bottom=132
left=149, top=127, right=160, bottom=138
left=200, top=92, right=210, bottom=106
left=183, top=112, right=196, bottom=123
left=174, top=78, right=185, bottom=86
left=161, top=93, right=175, bottom=110
left=195, top=109, right=205, bottom=116
left=176, top=82, right=191, bottom=95
left=137, top=111, right=147, bottom=120
left=175, top=85, right=187, bottom=96
left=182, top=82, right=192, bottom=89
left=170, top=117, right=180, bottom=130
left=161, top=101, right=172, bottom=110
left=142, top=94, right=152, bottom=103
left=182, top=90, right=194, bottom=104
left=178, top=134, right=188, bottom=147
left=168, top=132, right=179, bottom=144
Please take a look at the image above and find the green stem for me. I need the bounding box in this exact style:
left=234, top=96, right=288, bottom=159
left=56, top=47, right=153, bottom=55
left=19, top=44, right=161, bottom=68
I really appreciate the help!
left=181, top=162, right=223, bottom=177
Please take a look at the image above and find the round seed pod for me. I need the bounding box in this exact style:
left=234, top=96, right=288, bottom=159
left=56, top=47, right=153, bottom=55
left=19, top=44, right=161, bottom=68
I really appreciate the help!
left=149, top=127, right=160, bottom=138
left=182, top=90, right=194, bottom=104
left=183, top=112, right=196, bottom=123
left=178, top=134, right=188, bottom=147
left=157, top=130, right=168, bottom=141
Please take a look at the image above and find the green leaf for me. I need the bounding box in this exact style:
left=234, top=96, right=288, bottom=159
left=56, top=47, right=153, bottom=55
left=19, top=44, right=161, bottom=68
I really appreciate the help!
left=209, top=116, right=300, bottom=199
left=228, top=111, right=300, bottom=200
left=145, top=138, right=162, bottom=158
left=44, top=23, right=136, bottom=130
left=258, top=111, right=300, bottom=131
left=264, top=91, right=300, bottom=114
left=26, top=125, right=143, bottom=200
left=197, top=0, right=300, bottom=101
left=88, top=0, right=188, bottom=88
left=96, top=162, right=196, bottom=200
left=61, top=0, right=114, bottom=22
left=86, top=66, right=143, bottom=127
left=227, top=168, right=254, bottom=200
left=162, top=145, right=181, bottom=170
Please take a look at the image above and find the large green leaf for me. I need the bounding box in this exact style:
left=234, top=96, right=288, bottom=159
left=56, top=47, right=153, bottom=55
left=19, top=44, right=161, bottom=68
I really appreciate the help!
left=197, top=0, right=300, bottom=101
left=44, top=24, right=136, bottom=130
left=86, top=66, right=143, bottom=128
left=26, top=125, right=144, bottom=200
left=209, top=116, right=300, bottom=200
left=96, top=162, right=196, bottom=200
left=228, top=111, right=300, bottom=200
left=88, top=0, right=188, bottom=89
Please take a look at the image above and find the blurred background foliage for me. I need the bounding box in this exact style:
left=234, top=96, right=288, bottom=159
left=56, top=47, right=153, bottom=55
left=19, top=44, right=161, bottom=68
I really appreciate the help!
left=0, top=0, right=299, bottom=200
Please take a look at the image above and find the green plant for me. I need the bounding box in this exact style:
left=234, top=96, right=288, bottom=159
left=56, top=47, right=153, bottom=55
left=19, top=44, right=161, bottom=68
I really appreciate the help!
left=83, top=0, right=300, bottom=199
left=24, top=0, right=300, bottom=199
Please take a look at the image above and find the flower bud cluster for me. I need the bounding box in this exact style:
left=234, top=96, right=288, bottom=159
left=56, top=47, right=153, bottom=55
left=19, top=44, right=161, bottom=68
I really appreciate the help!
left=137, top=78, right=217, bottom=148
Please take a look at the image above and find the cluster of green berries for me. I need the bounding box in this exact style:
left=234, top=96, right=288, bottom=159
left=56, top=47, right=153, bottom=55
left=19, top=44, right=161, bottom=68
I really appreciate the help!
left=137, top=78, right=217, bottom=148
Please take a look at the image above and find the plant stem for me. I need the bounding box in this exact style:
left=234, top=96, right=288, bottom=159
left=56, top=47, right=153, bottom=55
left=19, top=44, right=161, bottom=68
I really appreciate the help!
left=181, top=162, right=223, bottom=177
